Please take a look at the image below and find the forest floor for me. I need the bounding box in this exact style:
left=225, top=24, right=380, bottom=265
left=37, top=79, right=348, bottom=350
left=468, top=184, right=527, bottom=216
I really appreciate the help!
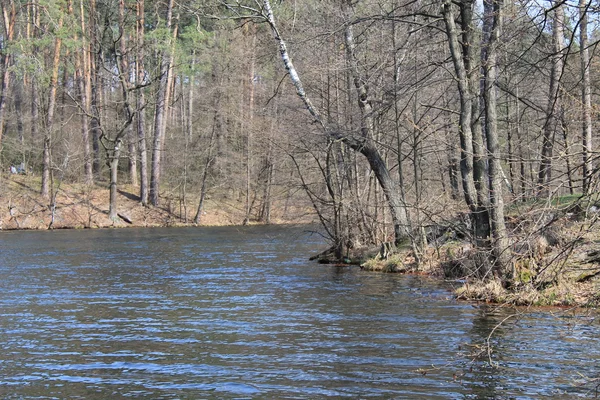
left=0, top=174, right=314, bottom=230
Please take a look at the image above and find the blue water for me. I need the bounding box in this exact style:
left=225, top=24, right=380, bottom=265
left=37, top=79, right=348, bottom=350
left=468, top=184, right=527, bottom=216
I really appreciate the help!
left=0, top=225, right=598, bottom=398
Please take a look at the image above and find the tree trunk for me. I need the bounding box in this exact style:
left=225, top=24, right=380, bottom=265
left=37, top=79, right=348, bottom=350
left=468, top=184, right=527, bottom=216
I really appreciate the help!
left=108, top=140, right=122, bottom=221
left=90, top=0, right=102, bottom=177
left=119, top=0, right=136, bottom=186
left=29, top=1, right=40, bottom=145
left=194, top=109, right=218, bottom=225
left=76, top=54, right=93, bottom=184
left=150, top=0, right=175, bottom=206
left=0, top=0, right=16, bottom=146
left=41, top=6, right=66, bottom=199
left=448, top=132, right=461, bottom=200
left=14, top=80, right=24, bottom=160
left=260, top=118, right=275, bottom=224
left=580, top=0, right=593, bottom=195
left=108, top=13, right=136, bottom=221
left=514, top=85, right=526, bottom=200
left=561, top=118, right=574, bottom=195
left=78, top=0, right=93, bottom=184
left=136, top=0, right=148, bottom=205
left=461, top=1, right=489, bottom=213
left=482, top=0, right=510, bottom=277
left=342, top=0, right=410, bottom=244
left=243, top=29, right=257, bottom=225
left=537, top=0, right=565, bottom=196
left=181, top=54, right=196, bottom=222
left=442, top=0, right=490, bottom=246
left=31, top=78, right=39, bottom=139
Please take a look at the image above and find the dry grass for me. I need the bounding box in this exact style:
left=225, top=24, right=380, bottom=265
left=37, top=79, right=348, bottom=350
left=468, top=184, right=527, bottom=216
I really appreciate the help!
left=0, top=174, right=314, bottom=230
left=359, top=210, right=600, bottom=307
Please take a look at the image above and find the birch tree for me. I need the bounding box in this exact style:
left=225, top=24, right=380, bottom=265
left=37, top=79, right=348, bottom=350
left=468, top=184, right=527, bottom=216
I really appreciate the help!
left=220, top=0, right=411, bottom=246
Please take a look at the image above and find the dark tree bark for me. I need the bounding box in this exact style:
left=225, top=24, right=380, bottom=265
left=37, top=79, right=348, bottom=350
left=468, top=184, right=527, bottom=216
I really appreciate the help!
left=482, top=0, right=510, bottom=276
left=90, top=0, right=103, bottom=177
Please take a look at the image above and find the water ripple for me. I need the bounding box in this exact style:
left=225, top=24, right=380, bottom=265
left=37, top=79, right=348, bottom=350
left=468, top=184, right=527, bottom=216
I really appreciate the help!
left=0, top=226, right=598, bottom=398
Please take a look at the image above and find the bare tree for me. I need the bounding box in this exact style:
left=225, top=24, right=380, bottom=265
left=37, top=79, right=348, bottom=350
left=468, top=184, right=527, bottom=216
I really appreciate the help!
left=120, top=0, right=137, bottom=187
left=341, top=0, right=411, bottom=246
left=41, top=2, right=67, bottom=199
left=219, top=0, right=411, bottom=246
left=77, top=0, right=93, bottom=184
left=537, top=0, right=565, bottom=196
left=481, top=0, right=510, bottom=276
left=0, top=0, right=17, bottom=146
left=579, top=0, right=593, bottom=195
left=150, top=0, right=177, bottom=206
left=107, top=0, right=137, bottom=221
left=442, top=0, right=490, bottom=245
left=136, top=0, right=149, bottom=205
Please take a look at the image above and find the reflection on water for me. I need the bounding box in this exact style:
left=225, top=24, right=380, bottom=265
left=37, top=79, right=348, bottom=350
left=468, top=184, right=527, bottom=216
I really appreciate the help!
left=0, top=226, right=598, bottom=398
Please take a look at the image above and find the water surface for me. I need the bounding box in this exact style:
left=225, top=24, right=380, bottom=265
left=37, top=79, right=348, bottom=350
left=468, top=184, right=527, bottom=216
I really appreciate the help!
left=0, top=226, right=598, bottom=398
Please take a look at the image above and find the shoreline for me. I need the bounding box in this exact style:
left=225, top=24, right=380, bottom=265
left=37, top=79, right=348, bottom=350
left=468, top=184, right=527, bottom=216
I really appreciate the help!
left=1, top=175, right=315, bottom=231
left=317, top=240, right=600, bottom=309
left=3, top=175, right=599, bottom=309
left=4, top=214, right=599, bottom=309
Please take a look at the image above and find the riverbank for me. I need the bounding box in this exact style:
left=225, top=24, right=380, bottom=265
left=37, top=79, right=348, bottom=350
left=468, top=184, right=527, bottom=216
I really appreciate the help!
left=361, top=230, right=600, bottom=307
left=357, top=209, right=600, bottom=308
left=0, top=175, right=313, bottom=230
left=4, top=174, right=599, bottom=308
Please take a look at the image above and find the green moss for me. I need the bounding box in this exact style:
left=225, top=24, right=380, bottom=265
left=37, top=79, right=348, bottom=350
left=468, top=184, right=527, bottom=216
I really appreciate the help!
left=518, top=268, right=533, bottom=284
left=535, top=290, right=557, bottom=306
left=562, top=293, right=575, bottom=306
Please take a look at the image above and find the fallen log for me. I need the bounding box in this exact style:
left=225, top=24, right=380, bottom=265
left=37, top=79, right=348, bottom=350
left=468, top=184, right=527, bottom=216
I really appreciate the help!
left=118, top=213, right=133, bottom=224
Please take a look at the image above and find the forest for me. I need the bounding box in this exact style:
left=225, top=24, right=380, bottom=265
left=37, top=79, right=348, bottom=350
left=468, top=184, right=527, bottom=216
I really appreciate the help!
left=0, top=0, right=599, bottom=304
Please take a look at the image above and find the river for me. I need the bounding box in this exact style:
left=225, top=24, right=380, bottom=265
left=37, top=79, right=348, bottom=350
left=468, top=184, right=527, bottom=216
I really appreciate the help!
left=0, top=225, right=598, bottom=398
